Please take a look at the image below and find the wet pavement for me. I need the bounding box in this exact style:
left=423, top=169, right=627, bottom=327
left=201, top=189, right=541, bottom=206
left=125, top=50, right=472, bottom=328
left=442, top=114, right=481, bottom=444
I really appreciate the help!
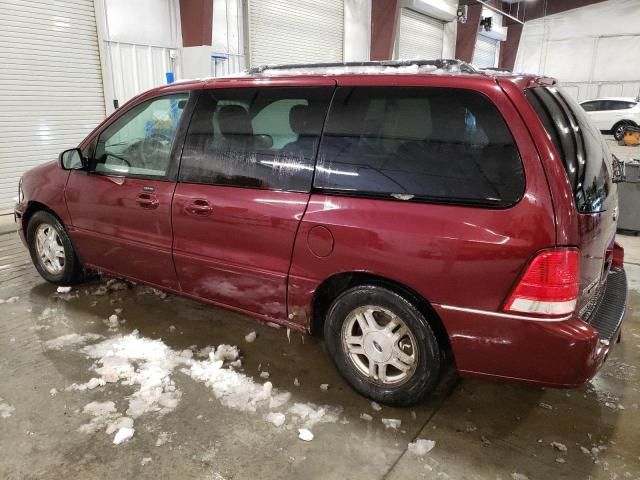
left=1, top=228, right=639, bottom=480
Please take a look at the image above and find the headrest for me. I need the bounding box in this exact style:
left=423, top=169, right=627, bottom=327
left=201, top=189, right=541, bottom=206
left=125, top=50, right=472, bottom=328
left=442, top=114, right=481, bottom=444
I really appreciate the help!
left=289, top=104, right=323, bottom=136
left=217, top=105, right=252, bottom=137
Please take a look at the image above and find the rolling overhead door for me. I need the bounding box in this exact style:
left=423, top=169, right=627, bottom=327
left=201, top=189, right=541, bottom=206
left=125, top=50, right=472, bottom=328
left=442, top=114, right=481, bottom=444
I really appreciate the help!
left=397, top=8, right=445, bottom=61
left=472, top=35, right=499, bottom=68
left=0, top=0, right=106, bottom=212
left=248, top=0, right=344, bottom=66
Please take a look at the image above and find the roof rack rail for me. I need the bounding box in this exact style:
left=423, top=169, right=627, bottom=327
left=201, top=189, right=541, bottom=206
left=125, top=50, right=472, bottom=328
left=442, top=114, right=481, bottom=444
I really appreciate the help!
left=246, top=59, right=480, bottom=75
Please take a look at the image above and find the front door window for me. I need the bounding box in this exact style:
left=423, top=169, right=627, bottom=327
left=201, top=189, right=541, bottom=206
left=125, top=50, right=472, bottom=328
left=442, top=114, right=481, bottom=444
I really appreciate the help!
left=93, top=94, right=189, bottom=178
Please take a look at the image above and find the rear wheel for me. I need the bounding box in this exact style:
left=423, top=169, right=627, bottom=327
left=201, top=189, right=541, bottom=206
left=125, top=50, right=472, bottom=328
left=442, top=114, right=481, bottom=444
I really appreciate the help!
left=27, top=211, right=83, bottom=285
left=324, top=285, right=442, bottom=406
left=613, top=121, right=635, bottom=141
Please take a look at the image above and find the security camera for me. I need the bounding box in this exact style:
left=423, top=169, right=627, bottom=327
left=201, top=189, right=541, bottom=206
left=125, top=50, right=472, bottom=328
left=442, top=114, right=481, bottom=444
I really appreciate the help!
left=457, top=5, right=468, bottom=23
left=480, top=16, right=492, bottom=32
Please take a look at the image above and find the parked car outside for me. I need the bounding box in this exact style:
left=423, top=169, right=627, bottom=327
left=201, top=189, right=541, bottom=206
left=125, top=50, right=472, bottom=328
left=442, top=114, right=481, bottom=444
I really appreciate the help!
left=14, top=60, right=628, bottom=406
left=580, top=97, right=640, bottom=140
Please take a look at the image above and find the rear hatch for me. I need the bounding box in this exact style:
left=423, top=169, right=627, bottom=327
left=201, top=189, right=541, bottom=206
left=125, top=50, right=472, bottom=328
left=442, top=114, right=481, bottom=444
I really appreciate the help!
left=523, top=86, right=618, bottom=315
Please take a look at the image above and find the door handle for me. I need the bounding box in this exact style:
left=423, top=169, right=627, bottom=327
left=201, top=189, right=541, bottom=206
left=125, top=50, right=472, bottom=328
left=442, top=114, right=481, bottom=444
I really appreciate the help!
left=136, top=193, right=159, bottom=209
left=185, top=199, right=213, bottom=216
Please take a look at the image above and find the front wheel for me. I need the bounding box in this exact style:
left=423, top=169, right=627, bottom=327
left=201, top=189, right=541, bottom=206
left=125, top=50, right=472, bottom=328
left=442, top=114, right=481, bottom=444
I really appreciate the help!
left=324, top=285, right=442, bottom=406
left=27, top=210, right=84, bottom=285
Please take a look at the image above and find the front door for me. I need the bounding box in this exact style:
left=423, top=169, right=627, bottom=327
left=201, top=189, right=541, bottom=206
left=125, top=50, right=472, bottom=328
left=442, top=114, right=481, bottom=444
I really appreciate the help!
left=66, top=93, right=190, bottom=289
left=172, top=83, right=334, bottom=321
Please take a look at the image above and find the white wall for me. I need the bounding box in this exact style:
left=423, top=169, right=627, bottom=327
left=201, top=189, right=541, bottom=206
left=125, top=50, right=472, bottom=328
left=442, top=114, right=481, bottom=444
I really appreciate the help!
left=210, top=0, right=246, bottom=76
left=515, top=0, right=640, bottom=101
left=96, top=0, right=182, bottom=113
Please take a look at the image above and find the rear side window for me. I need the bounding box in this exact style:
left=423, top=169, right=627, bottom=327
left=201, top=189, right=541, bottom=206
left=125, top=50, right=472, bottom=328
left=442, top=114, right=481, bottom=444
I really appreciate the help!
left=314, top=87, right=524, bottom=207
left=606, top=100, right=636, bottom=111
left=525, top=87, right=612, bottom=213
left=179, top=87, right=333, bottom=191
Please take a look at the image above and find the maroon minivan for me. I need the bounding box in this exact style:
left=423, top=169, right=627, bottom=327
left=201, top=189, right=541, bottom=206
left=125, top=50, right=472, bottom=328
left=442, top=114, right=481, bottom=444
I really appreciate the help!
left=15, top=60, right=627, bottom=405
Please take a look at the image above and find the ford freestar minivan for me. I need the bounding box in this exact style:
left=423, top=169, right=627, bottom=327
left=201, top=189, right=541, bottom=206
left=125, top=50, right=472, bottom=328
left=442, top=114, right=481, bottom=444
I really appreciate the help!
left=15, top=60, right=628, bottom=406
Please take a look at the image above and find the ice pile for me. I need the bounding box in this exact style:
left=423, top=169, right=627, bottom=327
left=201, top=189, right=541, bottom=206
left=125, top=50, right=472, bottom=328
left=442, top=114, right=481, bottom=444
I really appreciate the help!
left=61, top=331, right=341, bottom=444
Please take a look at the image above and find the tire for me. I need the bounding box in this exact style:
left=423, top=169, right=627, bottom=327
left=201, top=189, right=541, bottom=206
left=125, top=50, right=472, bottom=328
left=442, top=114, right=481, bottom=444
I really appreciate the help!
left=324, top=285, right=442, bottom=406
left=613, top=121, right=634, bottom=141
left=27, top=210, right=84, bottom=285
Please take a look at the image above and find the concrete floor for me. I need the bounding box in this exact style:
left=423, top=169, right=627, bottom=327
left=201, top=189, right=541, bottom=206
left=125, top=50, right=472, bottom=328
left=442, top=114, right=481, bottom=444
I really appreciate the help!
left=1, top=138, right=639, bottom=480
left=0, top=230, right=638, bottom=480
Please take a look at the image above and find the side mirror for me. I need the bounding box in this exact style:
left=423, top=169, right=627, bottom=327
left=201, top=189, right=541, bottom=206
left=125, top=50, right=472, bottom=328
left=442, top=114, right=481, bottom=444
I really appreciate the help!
left=59, top=148, right=87, bottom=171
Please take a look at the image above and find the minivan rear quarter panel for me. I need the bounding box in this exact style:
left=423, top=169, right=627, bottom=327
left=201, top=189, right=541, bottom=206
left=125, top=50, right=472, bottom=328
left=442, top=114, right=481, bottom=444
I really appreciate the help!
left=288, top=75, right=559, bottom=381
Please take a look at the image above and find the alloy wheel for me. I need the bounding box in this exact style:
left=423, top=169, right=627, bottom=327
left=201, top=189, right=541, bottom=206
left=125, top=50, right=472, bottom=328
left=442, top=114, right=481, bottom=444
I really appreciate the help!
left=341, top=305, right=418, bottom=385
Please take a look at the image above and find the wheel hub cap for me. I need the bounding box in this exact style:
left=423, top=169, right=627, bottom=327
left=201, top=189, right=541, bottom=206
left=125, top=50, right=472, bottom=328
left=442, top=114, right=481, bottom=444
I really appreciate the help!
left=364, top=332, right=392, bottom=362
left=341, top=305, right=418, bottom=386
left=34, top=224, right=65, bottom=275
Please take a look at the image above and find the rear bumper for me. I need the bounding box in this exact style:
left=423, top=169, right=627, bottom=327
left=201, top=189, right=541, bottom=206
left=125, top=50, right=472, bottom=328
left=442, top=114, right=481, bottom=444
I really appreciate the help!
left=436, top=268, right=627, bottom=387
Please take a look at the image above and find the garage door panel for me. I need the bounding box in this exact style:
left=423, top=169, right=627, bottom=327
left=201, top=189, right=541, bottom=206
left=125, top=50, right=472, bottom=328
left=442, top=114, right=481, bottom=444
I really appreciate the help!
left=472, top=35, right=499, bottom=68
left=398, top=8, right=444, bottom=61
left=0, top=0, right=105, bottom=212
left=248, top=0, right=344, bottom=66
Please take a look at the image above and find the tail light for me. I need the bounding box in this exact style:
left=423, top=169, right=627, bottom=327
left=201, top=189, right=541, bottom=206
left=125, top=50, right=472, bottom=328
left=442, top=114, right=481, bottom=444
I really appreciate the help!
left=612, top=242, right=624, bottom=269
left=503, top=248, right=580, bottom=318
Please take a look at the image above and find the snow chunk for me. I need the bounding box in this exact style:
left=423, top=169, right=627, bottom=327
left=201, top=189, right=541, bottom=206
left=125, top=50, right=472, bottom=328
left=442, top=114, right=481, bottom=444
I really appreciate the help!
left=265, top=412, right=286, bottom=427
left=551, top=441, right=568, bottom=452
left=288, top=402, right=342, bottom=429
left=185, top=355, right=289, bottom=413
left=320, top=384, right=329, bottom=391
left=293, top=378, right=300, bottom=387
left=0, top=399, right=15, bottom=418
left=391, top=193, right=415, bottom=201
left=141, top=457, right=152, bottom=466
left=213, top=344, right=240, bottom=362
left=245, top=331, right=257, bottom=343
left=57, top=286, right=72, bottom=293
left=106, top=416, right=134, bottom=435
left=382, top=418, right=402, bottom=429
left=44, top=333, right=103, bottom=350
left=371, top=401, right=382, bottom=411
left=360, top=413, right=373, bottom=422
left=408, top=439, right=435, bottom=456
left=511, top=474, right=529, bottom=480
left=298, top=428, right=314, bottom=442
left=155, top=432, right=172, bottom=447
left=79, top=401, right=119, bottom=433
left=260, top=371, right=270, bottom=379
left=6, top=296, right=20, bottom=304
left=67, top=377, right=106, bottom=391
left=113, top=427, right=135, bottom=445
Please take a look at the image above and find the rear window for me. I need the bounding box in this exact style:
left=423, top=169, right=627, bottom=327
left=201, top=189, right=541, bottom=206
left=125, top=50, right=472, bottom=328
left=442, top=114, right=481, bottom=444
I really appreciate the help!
left=314, top=87, right=524, bottom=207
left=525, top=87, right=612, bottom=213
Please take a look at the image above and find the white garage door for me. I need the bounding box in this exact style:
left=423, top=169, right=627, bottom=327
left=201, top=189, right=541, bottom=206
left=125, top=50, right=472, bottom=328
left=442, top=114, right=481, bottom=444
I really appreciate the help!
left=397, top=8, right=445, bottom=61
left=0, top=0, right=106, bottom=213
left=472, top=35, right=499, bottom=68
left=248, top=0, right=344, bottom=66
